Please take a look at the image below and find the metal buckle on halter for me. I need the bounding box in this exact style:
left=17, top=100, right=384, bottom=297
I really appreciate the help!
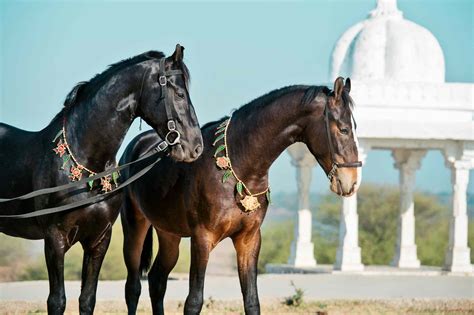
left=156, top=141, right=169, bottom=152
left=159, top=75, right=167, bottom=86
left=167, top=120, right=176, bottom=130
left=165, top=120, right=181, bottom=146
left=327, top=163, right=338, bottom=181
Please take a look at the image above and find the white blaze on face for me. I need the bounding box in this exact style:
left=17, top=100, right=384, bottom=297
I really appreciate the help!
left=352, top=117, right=362, bottom=191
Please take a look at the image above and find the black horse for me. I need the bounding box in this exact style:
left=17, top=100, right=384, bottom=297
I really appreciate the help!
left=0, top=45, right=203, bottom=314
left=120, top=78, right=361, bottom=314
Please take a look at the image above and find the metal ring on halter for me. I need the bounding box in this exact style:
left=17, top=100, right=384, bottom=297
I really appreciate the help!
left=159, top=76, right=167, bottom=86
left=165, top=120, right=181, bottom=146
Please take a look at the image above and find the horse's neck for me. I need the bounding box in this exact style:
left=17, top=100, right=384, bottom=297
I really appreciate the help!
left=65, top=67, right=141, bottom=171
left=227, top=91, right=304, bottom=188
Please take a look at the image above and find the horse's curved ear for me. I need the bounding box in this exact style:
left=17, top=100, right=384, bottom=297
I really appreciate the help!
left=64, top=82, right=87, bottom=107
left=172, top=44, right=185, bottom=62
left=344, top=78, right=351, bottom=94
left=333, top=77, right=344, bottom=101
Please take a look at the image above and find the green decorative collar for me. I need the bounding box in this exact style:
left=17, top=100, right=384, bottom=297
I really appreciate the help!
left=213, top=116, right=270, bottom=213
left=52, top=120, right=119, bottom=193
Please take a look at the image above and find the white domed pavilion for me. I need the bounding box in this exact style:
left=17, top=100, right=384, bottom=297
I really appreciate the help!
left=280, top=0, right=473, bottom=274
left=331, top=0, right=445, bottom=83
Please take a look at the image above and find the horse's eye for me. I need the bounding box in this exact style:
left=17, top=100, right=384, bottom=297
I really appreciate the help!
left=340, top=128, right=349, bottom=135
left=176, top=91, right=185, bottom=99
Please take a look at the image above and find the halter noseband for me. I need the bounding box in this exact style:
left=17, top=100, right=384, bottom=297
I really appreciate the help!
left=324, top=101, right=362, bottom=182
left=157, top=58, right=185, bottom=147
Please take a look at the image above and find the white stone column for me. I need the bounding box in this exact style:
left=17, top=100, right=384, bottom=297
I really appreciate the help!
left=287, top=143, right=317, bottom=267
left=334, top=142, right=369, bottom=271
left=443, top=147, right=473, bottom=273
left=391, top=149, right=426, bottom=268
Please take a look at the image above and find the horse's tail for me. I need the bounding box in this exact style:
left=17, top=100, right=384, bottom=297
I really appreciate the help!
left=139, top=226, right=154, bottom=277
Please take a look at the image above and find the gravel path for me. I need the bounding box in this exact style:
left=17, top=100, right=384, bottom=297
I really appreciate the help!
left=0, top=274, right=472, bottom=302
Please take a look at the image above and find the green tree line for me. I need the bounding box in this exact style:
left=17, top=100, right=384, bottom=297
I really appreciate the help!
left=258, top=184, right=474, bottom=271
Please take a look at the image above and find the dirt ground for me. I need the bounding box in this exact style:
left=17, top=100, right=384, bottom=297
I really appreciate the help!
left=0, top=299, right=472, bottom=315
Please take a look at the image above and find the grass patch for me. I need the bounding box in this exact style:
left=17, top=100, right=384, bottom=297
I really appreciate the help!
left=1, top=299, right=472, bottom=314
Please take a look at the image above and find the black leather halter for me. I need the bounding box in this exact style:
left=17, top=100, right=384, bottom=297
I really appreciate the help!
left=157, top=57, right=185, bottom=148
left=324, top=102, right=362, bottom=182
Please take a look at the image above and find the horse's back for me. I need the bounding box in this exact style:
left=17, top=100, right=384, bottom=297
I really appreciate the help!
left=121, top=130, right=182, bottom=198
left=119, top=130, right=162, bottom=177
left=0, top=122, right=36, bottom=149
left=0, top=123, right=40, bottom=197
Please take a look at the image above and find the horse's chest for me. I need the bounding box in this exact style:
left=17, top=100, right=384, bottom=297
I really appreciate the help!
left=208, top=204, right=265, bottom=238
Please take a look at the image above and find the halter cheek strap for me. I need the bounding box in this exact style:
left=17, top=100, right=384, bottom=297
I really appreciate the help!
left=158, top=58, right=184, bottom=146
left=324, top=102, right=362, bottom=182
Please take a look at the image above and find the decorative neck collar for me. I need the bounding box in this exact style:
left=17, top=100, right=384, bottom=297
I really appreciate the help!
left=52, top=118, right=119, bottom=193
left=213, top=115, right=270, bottom=213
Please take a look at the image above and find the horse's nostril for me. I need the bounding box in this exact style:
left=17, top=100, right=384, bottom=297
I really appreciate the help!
left=349, top=182, right=357, bottom=194
left=193, top=145, right=203, bottom=158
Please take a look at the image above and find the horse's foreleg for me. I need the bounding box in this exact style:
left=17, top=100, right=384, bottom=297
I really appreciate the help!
left=148, top=231, right=180, bottom=315
left=78, top=224, right=112, bottom=315
left=184, top=232, right=213, bottom=315
left=44, top=230, right=69, bottom=315
left=122, top=207, right=151, bottom=315
left=232, top=229, right=262, bottom=315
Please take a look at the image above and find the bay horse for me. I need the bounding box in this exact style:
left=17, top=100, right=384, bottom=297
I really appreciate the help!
left=120, top=77, right=361, bottom=314
left=0, top=45, right=203, bottom=314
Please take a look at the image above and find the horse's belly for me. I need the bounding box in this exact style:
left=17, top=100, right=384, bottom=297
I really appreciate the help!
left=0, top=218, right=45, bottom=239
left=0, top=191, right=121, bottom=242
left=52, top=195, right=121, bottom=243
left=145, top=206, right=193, bottom=237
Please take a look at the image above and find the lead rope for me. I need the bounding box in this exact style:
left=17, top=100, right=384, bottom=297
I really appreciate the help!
left=0, top=151, right=164, bottom=219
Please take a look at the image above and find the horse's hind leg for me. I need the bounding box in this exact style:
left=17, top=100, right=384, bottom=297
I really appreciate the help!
left=148, top=230, right=180, bottom=315
left=44, top=229, right=70, bottom=315
left=121, top=198, right=151, bottom=314
left=78, top=223, right=112, bottom=315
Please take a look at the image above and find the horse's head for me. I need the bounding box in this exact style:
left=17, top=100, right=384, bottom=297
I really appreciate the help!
left=302, top=77, right=361, bottom=197
left=138, top=44, right=203, bottom=162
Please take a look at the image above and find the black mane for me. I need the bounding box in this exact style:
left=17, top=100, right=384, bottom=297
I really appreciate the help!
left=63, top=50, right=166, bottom=108
left=201, top=85, right=333, bottom=131
left=238, top=85, right=330, bottom=115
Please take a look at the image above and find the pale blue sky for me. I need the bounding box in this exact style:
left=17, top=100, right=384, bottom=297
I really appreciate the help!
left=0, top=0, right=473, bottom=194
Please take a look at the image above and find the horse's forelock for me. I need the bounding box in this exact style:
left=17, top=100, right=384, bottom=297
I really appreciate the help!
left=180, top=61, right=191, bottom=89
left=341, top=89, right=355, bottom=111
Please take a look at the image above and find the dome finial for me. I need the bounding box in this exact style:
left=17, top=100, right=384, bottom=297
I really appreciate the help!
left=370, top=0, right=403, bottom=19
